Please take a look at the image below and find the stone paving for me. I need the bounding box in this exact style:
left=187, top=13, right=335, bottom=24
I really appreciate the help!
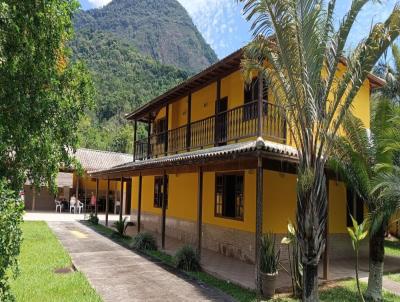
left=47, top=221, right=234, bottom=302
left=24, top=211, right=128, bottom=222
left=124, top=225, right=400, bottom=291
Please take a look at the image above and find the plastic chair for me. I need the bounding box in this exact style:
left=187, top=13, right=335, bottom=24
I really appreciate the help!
left=70, top=197, right=77, bottom=214
left=77, top=200, right=84, bottom=214
left=55, top=200, right=63, bottom=213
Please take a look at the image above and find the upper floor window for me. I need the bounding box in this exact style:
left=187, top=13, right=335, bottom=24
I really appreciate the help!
left=154, top=175, right=168, bottom=208
left=244, top=78, right=268, bottom=121
left=215, top=173, right=244, bottom=220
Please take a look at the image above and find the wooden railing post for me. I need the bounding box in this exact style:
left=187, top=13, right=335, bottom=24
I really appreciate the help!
left=147, top=115, right=151, bottom=159
left=257, top=72, right=264, bottom=138
left=165, top=104, right=169, bottom=155
left=119, top=177, right=124, bottom=220
left=133, top=120, right=137, bottom=161
left=186, top=93, right=192, bottom=151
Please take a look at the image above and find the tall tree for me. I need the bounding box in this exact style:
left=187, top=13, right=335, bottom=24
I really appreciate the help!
left=329, top=98, right=400, bottom=301
left=0, top=0, right=93, bottom=299
left=239, top=0, right=400, bottom=300
left=374, top=44, right=400, bottom=104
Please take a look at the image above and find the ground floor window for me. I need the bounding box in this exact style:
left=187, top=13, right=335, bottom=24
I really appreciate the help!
left=346, top=188, right=364, bottom=226
left=154, top=176, right=168, bottom=208
left=215, top=172, right=244, bottom=220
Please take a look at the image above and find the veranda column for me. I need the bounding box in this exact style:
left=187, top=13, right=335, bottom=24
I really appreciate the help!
left=255, top=154, right=264, bottom=294
left=119, top=177, right=124, bottom=221
left=323, top=178, right=330, bottom=280
left=105, top=179, right=110, bottom=226
left=95, top=178, right=99, bottom=216
left=197, top=167, right=203, bottom=259
left=137, top=173, right=143, bottom=233
left=76, top=175, right=79, bottom=199
left=161, top=170, right=167, bottom=249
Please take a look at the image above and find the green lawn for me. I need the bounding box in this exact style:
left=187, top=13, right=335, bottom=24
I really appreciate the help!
left=386, top=239, right=400, bottom=257
left=10, top=221, right=101, bottom=302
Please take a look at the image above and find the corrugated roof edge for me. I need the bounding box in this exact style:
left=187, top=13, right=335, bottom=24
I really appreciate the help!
left=89, top=139, right=298, bottom=176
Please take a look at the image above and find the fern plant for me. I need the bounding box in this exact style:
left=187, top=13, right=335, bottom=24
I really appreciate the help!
left=131, top=232, right=158, bottom=251
left=175, top=245, right=200, bottom=271
left=113, top=217, right=128, bottom=236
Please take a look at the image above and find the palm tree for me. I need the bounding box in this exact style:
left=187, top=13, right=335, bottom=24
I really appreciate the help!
left=374, top=44, right=400, bottom=104
left=329, top=98, right=400, bottom=301
left=239, top=1, right=400, bottom=300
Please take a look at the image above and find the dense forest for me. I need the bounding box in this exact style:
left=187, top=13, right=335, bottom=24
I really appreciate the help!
left=72, top=0, right=218, bottom=153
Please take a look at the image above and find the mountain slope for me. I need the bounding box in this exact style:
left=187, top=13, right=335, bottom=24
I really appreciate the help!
left=74, top=0, right=218, bottom=72
left=71, top=30, right=190, bottom=152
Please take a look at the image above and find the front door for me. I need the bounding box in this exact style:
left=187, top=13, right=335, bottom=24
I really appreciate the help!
left=215, top=97, right=228, bottom=145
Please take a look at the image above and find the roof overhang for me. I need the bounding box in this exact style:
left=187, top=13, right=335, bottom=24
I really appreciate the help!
left=89, top=140, right=298, bottom=179
left=126, top=49, right=385, bottom=123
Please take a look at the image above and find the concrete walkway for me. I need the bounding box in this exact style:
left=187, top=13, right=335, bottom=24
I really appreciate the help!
left=48, top=221, right=234, bottom=302
left=360, top=276, right=400, bottom=296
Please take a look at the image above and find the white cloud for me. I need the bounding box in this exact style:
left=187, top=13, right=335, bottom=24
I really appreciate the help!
left=87, top=0, right=111, bottom=8
left=177, top=0, right=250, bottom=58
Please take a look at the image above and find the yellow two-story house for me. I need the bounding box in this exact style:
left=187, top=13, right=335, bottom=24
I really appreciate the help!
left=91, top=49, right=384, bottom=280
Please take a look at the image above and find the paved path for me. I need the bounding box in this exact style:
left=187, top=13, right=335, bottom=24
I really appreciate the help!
left=360, top=276, right=400, bottom=296
left=47, top=221, right=234, bottom=302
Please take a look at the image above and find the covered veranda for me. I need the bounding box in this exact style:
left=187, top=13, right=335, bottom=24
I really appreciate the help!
left=90, top=139, right=332, bottom=289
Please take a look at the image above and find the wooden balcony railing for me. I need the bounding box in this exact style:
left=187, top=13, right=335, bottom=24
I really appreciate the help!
left=134, top=101, right=287, bottom=161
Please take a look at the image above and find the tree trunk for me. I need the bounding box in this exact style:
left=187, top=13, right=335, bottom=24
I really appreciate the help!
left=365, top=225, right=385, bottom=302
left=303, top=263, right=319, bottom=302
left=297, top=165, right=328, bottom=302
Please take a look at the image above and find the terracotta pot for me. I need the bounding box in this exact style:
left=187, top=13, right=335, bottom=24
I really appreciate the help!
left=260, top=271, right=278, bottom=299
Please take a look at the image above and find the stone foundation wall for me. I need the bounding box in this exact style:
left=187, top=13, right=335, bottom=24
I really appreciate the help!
left=131, top=211, right=368, bottom=263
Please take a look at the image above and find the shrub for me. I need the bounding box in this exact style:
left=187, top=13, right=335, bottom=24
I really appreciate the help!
left=0, top=180, right=24, bottom=301
left=131, top=232, right=157, bottom=251
left=175, top=245, right=200, bottom=271
left=113, top=217, right=128, bottom=236
left=88, top=213, right=99, bottom=225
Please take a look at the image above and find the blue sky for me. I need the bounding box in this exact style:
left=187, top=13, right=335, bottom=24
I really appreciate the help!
left=79, top=0, right=398, bottom=60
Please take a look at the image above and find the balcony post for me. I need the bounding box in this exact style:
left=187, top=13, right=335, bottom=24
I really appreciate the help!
left=214, top=79, right=221, bottom=146
left=186, top=93, right=192, bottom=151
left=257, top=72, right=264, bottom=138
left=147, top=114, right=151, bottom=159
left=165, top=104, right=169, bottom=155
left=133, top=120, right=137, bottom=161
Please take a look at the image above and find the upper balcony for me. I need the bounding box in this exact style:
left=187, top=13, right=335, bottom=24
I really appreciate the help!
left=133, top=100, right=287, bottom=161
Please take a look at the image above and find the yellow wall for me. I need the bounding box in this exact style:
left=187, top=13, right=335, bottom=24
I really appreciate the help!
left=191, top=82, right=217, bottom=122
left=131, top=170, right=349, bottom=235
left=328, top=180, right=347, bottom=233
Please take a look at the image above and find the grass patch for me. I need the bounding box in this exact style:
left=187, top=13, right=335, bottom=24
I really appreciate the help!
left=10, top=221, right=101, bottom=302
left=385, top=239, right=400, bottom=257
left=388, top=273, right=400, bottom=283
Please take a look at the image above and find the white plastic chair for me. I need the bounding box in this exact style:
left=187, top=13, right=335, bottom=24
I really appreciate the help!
left=77, top=200, right=84, bottom=214
left=70, top=197, right=77, bottom=214
left=55, top=200, right=63, bottom=213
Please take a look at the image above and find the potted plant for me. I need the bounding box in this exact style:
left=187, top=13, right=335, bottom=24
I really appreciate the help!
left=260, top=233, right=280, bottom=299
